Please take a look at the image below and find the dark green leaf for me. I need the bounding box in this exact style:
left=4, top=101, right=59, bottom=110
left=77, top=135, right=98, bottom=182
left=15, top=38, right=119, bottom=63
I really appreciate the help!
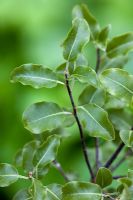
left=96, top=167, right=112, bottom=188
left=72, top=4, right=100, bottom=40
left=78, top=103, right=115, bottom=140
left=62, top=181, right=102, bottom=200
left=62, top=18, right=90, bottom=61
left=13, top=189, right=32, bottom=200
left=33, top=135, right=60, bottom=172
left=119, top=130, right=133, bottom=147
left=10, top=64, right=64, bottom=88
left=100, top=68, right=133, bottom=104
left=0, top=163, right=19, bottom=187
left=78, top=85, right=106, bottom=107
left=72, top=66, right=98, bottom=87
left=107, top=32, right=133, bottom=58
left=23, top=101, right=73, bottom=134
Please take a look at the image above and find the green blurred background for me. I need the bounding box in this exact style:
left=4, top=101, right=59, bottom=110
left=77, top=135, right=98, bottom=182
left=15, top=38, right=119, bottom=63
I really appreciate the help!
left=0, top=0, right=133, bottom=198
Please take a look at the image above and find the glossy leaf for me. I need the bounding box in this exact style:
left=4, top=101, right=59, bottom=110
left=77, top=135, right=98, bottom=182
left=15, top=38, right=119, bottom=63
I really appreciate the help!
left=23, top=101, right=73, bottom=134
left=13, top=189, right=32, bottom=200
left=104, top=94, right=126, bottom=109
left=78, top=85, right=106, bottom=107
left=62, top=181, right=102, bottom=200
left=45, top=184, right=62, bottom=200
left=33, top=135, right=60, bottom=171
left=119, top=130, right=133, bottom=147
left=100, top=68, right=133, bottom=104
left=62, top=18, right=90, bottom=61
left=0, top=163, right=19, bottom=187
left=107, top=32, right=133, bottom=58
left=96, top=167, right=112, bottom=188
left=96, top=24, right=111, bottom=51
left=10, top=64, right=64, bottom=88
left=76, top=53, right=88, bottom=66
left=78, top=103, right=115, bottom=140
left=72, top=4, right=100, bottom=40
left=72, top=66, right=98, bottom=87
left=32, top=179, right=46, bottom=200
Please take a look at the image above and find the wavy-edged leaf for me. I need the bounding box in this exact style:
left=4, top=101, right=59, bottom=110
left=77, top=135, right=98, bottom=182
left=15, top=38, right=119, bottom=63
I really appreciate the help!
left=62, top=181, right=102, bottom=200
left=33, top=135, right=60, bottom=171
left=23, top=101, right=73, bottom=134
left=119, top=130, right=133, bottom=147
left=13, top=189, right=32, bottom=200
left=0, top=163, right=19, bottom=187
left=105, top=94, right=126, bottom=110
left=78, top=85, right=106, bottom=107
left=96, top=24, right=111, bottom=51
left=10, top=64, right=64, bottom=88
left=107, top=32, right=133, bottom=58
left=78, top=103, right=115, bottom=140
left=62, top=18, right=90, bottom=61
left=96, top=167, right=112, bottom=188
left=72, top=4, right=100, bottom=40
left=72, top=66, right=98, bottom=87
left=100, top=68, right=133, bottom=104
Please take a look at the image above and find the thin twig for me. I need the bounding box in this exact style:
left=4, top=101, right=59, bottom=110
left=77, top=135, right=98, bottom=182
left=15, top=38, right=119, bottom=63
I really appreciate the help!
left=52, top=160, right=69, bottom=182
left=95, top=48, right=101, bottom=73
left=113, top=175, right=126, bottom=180
left=64, top=69, right=95, bottom=182
left=104, top=142, right=125, bottom=168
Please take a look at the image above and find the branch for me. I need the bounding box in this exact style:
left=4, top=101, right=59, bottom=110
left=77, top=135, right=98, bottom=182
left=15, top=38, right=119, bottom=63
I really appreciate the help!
left=95, top=48, right=101, bottom=73
left=52, top=160, right=69, bottom=182
left=104, top=142, right=125, bottom=168
left=64, top=69, right=95, bottom=181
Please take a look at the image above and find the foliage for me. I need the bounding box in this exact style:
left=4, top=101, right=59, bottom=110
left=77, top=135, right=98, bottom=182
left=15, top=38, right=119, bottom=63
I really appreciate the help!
left=1, top=3, right=133, bottom=199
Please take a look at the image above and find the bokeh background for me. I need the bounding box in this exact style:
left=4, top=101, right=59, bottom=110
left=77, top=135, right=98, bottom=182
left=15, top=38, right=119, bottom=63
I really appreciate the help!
left=0, top=0, right=133, bottom=199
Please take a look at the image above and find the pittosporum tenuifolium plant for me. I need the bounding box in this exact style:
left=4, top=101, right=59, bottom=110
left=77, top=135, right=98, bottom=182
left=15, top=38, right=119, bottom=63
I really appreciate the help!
left=1, top=4, right=133, bottom=199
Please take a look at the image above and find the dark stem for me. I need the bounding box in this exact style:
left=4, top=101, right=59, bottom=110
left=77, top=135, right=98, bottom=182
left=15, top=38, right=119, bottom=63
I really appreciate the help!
left=95, top=138, right=100, bottom=171
left=113, top=175, right=126, bottom=180
left=52, top=160, right=69, bottom=182
left=65, top=70, right=95, bottom=181
left=95, top=48, right=101, bottom=73
left=111, top=149, right=133, bottom=172
left=104, top=142, right=125, bottom=168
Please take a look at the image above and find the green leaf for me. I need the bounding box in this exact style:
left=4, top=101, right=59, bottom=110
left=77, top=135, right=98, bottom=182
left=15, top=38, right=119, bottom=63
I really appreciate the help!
left=107, top=32, right=133, bottom=58
left=45, top=184, right=62, bottom=200
left=78, top=85, right=106, bottom=107
left=10, top=64, right=64, bottom=89
left=23, top=101, right=73, bottom=134
left=96, top=24, right=111, bottom=51
left=14, top=149, right=23, bottom=168
left=119, top=130, right=133, bottom=147
left=33, top=135, right=60, bottom=171
left=104, top=94, right=126, bottom=110
left=78, top=103, right=115, bottom=140
left=62, top=18, right=90, bottom=61
left=100, top=55, right=128, bottom=72
left=62, top=181, right=102, bottom=200
left=96, top=167, right=112, bottom=188
left=99, top=68, right=133, bottom=104
left=72, top=66, right=98, bottom=87
left=128, top=169, right=133, bottom=182
left=72, top=4, right=100, bottom=40
left=32, top=179, right=46, bottom=200
left=13, top=189, right=32, bottom=200
left=76, top=53, right=88, bottom=66
left=0, top=163, right=19, bottom=187
left=22, top=140, right=40, bottom=172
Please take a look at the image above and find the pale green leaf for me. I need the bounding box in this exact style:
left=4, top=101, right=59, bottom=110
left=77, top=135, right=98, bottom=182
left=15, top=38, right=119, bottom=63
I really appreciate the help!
left=14, top=149, right=23, bottom=168
left=33, top=135, right=60, bottom=171
left=107, top=32, right=133, bottom=58
left=78, top=85, right=106, bottom=107
left=104, top=94, right=126, bottom=110
left=32, top=179, right=46, bottom=200
left=62, top=181, right=102, bottom=200
left=76, top=53, right=88, bottom=66
left=45, top=184, right=62, bottom=200
left=119, top=130, right=133, bottom=147
left=10, top=64, right=64, bottom=88
left=0, top=163, right=19, bottom=187
left=62, top=18, right=90, bottom=61
left=13, top=189, right=32, bottom=200
left=99, top=68, right=133, bottom=104
left=96, top=167, right=112, bottom=188
left=128, top=169, right=133, bottom=182
left=72, top=66, right=98, bottom=87
left=78, top=103, right=115, bottom=140
left=72, top=4, right=100, bottom=40
left=23, top=101, right=73, bottom=134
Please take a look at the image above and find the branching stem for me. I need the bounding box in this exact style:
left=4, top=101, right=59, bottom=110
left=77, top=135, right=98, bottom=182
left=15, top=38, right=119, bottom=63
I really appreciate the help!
left=65, top=69, right=95, bottom=181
